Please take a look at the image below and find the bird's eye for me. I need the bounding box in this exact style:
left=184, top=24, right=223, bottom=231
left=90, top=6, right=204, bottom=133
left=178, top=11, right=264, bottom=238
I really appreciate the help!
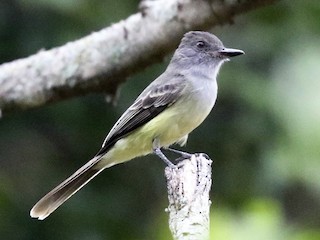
left=196, top=41, right=205, bottom=48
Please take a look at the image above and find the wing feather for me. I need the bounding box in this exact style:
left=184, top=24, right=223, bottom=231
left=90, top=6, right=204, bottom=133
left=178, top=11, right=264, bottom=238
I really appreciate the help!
left=96, top=75, right=186, bottom=156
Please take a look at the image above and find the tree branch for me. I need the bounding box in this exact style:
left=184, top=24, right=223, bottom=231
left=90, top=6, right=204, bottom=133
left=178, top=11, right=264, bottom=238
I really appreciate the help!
left=0, top=0, right=279, bottom=115
left=165, top=154, right=213, bottom=240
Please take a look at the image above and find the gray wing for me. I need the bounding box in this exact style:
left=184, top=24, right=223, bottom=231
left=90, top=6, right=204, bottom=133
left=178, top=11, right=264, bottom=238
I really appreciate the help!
left=96, top=74, right=187, bottom=156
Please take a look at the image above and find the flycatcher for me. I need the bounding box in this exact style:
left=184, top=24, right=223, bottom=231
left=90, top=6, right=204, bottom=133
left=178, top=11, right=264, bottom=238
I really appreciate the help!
left=30, top=31, right=244, bottom=220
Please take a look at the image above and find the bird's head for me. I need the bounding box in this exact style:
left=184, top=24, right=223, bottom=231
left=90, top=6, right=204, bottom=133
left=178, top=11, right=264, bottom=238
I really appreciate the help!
left=172, top=31, right=244, bottom=67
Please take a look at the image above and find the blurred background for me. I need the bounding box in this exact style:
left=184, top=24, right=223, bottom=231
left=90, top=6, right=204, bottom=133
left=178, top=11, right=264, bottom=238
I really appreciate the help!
left=1, top=0, right=320, bottom=239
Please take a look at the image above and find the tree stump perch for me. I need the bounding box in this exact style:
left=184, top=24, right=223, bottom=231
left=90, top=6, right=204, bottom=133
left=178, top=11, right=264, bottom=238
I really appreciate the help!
left=165, top=153, right=213, bottom=240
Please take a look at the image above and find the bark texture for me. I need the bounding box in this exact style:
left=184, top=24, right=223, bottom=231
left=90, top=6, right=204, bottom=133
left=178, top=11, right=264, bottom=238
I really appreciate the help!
left=0, top=0, right=279, bottom=115
left=165, top=154, right=213, bottom=240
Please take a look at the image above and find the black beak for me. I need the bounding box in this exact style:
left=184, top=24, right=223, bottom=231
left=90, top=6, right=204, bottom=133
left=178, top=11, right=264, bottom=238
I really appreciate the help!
left=218, top=48, right=245, bottom=57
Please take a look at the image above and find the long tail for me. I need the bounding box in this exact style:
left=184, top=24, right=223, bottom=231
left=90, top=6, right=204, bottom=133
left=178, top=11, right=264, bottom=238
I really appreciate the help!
left=30, top=156, right=104, bottom=220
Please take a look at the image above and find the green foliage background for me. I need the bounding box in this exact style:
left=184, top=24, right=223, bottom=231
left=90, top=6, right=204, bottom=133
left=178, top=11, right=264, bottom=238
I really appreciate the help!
left=1, top=0, right=320, bottom=239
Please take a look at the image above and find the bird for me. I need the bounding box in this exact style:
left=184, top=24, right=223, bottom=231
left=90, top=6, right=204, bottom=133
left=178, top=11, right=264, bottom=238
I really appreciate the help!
left=30, top=31, right=244, bottom=220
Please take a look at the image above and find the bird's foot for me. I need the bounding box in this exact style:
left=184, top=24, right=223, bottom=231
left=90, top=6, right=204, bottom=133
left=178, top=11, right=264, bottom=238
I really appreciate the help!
left=153, top=147, right=176, bottom=168
left=166, top=147, right=193, bottom=161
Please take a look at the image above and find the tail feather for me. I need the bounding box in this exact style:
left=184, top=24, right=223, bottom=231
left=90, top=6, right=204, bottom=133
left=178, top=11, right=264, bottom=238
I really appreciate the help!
left=30, top=156, right=103, bottom=220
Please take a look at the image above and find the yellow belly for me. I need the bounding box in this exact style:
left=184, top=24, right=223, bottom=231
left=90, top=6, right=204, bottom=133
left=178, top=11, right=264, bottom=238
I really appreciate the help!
left=98, top=97, right=213, bottom=169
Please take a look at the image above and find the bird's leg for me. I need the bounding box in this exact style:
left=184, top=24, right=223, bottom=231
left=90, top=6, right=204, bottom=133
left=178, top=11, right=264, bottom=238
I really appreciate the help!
left=152, top=139, right=176, bottom=168
left=166, top=147, right=192, bottom=161
left=154, top=148, right=176, bottom=168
